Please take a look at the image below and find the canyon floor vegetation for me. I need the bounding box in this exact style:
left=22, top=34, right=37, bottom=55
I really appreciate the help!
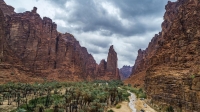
left=0, top=80, right=146, bottom=112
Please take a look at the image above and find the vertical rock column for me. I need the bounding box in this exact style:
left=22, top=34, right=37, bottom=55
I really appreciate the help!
left=106, top=45, right=119, bottom=79
left=0, top=9, right=4, bottom=62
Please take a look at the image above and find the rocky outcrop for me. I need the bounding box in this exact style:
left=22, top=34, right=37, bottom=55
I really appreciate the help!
left=0, top=0, right=119, bottom=82
left=106, top=45, right=119, bottom=80
left=97, top=45, right=120, bottom=80
left=0, top=0, right=15, bottom=16
left=128, top=0, right=200, bottom=111
left=119, top=65, right=132, bottom=80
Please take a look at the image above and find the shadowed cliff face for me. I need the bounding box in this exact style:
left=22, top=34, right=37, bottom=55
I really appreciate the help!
left=127, top=0, right=200, bottom=111
left=0, top=0, right=120, bottom=82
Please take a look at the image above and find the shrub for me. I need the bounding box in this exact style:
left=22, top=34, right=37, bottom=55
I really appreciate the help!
left=115, top=104, right=121, bottom=109
left=139, top=92, right=147, bottom=99
left=166, top=106, right=174, bottom=112
left=191, top=74, right=195, bottom=79
left=107, top=109, right=114, bottom=112
left=16, top=108, right=26, bottom=112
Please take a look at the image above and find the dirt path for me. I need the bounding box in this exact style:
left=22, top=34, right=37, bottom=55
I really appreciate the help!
left=128, top=91, right=137, bottom=112
left=108, top=89, right=157, bottom=112
left=108, top=90, right=136, bottom=112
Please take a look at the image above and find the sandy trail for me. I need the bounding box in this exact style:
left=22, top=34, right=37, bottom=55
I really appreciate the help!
left=108, top=90, right=136, bottom=112
left=128, top=91, right=137, bottom=112
left=108, top=88, right=157, bottom=112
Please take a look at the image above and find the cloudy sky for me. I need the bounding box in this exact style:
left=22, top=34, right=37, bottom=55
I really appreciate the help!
left=5, top=0, right=176, bottom=68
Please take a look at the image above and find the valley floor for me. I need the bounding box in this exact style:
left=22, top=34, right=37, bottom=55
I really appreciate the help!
left=108, top=91, right=156, bottom=112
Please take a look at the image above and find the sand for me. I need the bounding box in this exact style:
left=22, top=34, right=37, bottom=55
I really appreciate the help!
left=107, top=90, right=157, bottom=112
left=107, top=101, right=132, bottom=112
left=135, top=99, right=156, bottom=112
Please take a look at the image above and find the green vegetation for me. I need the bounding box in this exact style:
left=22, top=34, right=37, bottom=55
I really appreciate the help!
left=191, top=74, right=196, bottom=79
left=0, top=80, right=140, bottom=112
left=107, top=109, right=114, bottom=112
left=166, top=105, right=174, bottom=112
left=121, top=86, right=146, bottom=98
left=115, top=104, right=121, bottom=109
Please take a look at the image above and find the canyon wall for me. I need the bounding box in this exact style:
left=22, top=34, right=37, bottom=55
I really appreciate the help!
left=0, top=0, right=119, bottom=82
left=128, top=0, right=200, bottom=111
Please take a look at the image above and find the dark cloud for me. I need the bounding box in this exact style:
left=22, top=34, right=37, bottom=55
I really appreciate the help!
left=89, top=39, right=111, bottom=48
left=45, top=0, right=171, bottom=37
left=110, top=0, right=168, bottom=18
left=87, top=46, right=108, bottom=54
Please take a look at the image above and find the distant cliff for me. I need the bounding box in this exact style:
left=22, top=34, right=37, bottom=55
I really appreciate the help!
left=0, top=0, right=119, bottom=83
left=119, top=65, right=132, bottom=80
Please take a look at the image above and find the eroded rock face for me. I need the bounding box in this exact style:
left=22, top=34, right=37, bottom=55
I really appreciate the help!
left=0, top=0, right=15, bottom=16
left=0, top=0, right=119, bottom=82
left=0, top=9, right=5, bottom=62
left=96, top=45, right=120, bottom=80
left=129, top=0, right=200, bottom=111
left=106, top=45, right=119, bottom=80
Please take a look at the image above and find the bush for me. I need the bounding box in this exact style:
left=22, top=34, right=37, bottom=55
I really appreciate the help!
left=166, top=106, right=174, bottom=112
left=107, top=109, right=114, bottom=112
left=115, top=104, right=121, bottom=109
left=139, top=92, right=147, bottom=99
left=191, top=74, right=195, bottom=79
left=16, top=108, right=26, bottom=112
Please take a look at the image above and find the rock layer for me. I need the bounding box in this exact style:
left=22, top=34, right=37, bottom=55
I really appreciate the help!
left=128, top=0, right=200, bottom=111
left=0, top=0, right=119, bottom=82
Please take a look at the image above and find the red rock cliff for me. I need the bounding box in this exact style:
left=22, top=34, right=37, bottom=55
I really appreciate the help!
left=126, top=0, right=200, bottom=111
left=0, top=0, right=119, bottom=82
left=97, top=45, right=120, bottom=80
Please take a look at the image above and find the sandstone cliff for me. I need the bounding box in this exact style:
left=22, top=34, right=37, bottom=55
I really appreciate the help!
left=97, top=45, right=120, bottom=80
left=0, top=0, right=119, bottom=82
left=126, top=0, right=200, bottom=111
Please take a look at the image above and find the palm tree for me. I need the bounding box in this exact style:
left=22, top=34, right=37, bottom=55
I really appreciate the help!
left=36, top=104, right=44, bottom=112
left=5, top=92, right=11, bottom=105
left=53, top=97, right=61, bottom=112
left=16, top=108, right=26, bottom=112
left=0, top=95, right=3, bottom=105
left=16, top=93, right=21, bottom=108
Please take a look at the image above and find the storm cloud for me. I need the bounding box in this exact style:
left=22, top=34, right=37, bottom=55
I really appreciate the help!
left=47, top=0, right=168, bottom=36
left=6, top=0, right=177, bottom=68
